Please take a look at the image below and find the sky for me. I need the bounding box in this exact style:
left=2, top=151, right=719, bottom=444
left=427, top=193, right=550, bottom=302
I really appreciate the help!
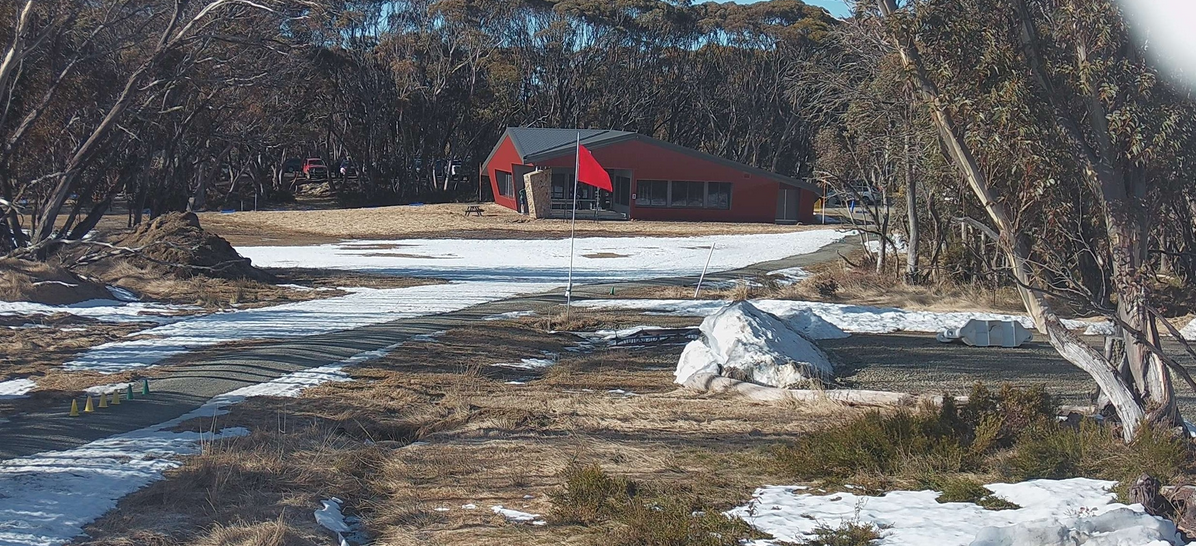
left=733, top=0, right=852, bottom=19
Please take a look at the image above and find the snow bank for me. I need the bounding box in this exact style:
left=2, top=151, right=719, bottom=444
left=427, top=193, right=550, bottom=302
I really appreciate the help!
left=0, top=378, right=36, bottom=399
left=64, top=282, right=553, bottom=373
left=0, top=341, right=401, bottom=546
left=675, top=302, right=833, bottom=388
left=732, top=478, right=1183, bottom=546
left=237, top=230, right=851, bottom=283
left=784, top=308, right=850, bottom=340
left=0, top=299, right=190, bottom=323
left=577, top=298, right=1080, bottom=336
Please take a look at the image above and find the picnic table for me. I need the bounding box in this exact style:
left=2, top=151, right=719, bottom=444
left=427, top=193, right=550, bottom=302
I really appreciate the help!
left=464, top=205, right=484, bottom=217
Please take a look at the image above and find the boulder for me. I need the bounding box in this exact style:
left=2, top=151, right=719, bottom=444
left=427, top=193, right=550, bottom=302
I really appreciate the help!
left=675, top=301, right=834, bottom=388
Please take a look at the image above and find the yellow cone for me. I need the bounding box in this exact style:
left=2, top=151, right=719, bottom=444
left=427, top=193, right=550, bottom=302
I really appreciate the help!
left=98, top=393, right=108, bottom=408
left=69, top=399, right=80, bottom=417
left=111, top=391, right=121, bottom=405
left=83, top=396, right=94, bottom=413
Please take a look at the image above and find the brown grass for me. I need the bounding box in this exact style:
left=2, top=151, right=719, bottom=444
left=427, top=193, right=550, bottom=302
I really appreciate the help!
left=198, top=203, right=821, bottom=247
left=0, top=258, right=111, bottom=304
left=621, top=258, right=1026, bottom=314
left=79, top=320, right=859, bottom=546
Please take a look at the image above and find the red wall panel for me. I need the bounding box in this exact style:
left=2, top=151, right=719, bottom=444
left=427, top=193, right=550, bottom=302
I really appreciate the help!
left=485, top=136, right=523, bottom=211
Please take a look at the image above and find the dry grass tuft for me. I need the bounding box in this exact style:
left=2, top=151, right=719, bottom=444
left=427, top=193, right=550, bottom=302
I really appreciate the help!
left=197, top=202, right=823, bottom=247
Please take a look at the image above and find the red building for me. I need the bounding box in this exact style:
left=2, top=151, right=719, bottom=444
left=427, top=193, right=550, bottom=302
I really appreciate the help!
left=481, top=128, right=818, bottom=224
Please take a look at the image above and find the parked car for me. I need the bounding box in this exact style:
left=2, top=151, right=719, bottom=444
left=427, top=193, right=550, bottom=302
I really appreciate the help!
left=302, top=158, right=329, bottom=180
left=826, top=185, right=880, bottom=207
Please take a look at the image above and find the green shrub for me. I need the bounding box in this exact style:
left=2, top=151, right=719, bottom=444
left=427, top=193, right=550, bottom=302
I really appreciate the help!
left=800, top=521, right=882, bottom=546
left=927, top=476, right=1019, bottom=510
left=549, top=465, right=760, bottom=545
left=774, top=407, right=971, bottom=480
left=550, top=463, right=636, bottom=525
left=616, top=498, right=759, bottom=546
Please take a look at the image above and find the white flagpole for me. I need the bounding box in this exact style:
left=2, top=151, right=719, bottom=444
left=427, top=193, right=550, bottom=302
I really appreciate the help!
left=566, top=131, right=581, bottom=314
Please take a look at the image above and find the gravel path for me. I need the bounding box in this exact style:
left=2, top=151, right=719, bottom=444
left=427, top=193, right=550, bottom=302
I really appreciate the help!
left=823, top=333, right=1196, bottom=416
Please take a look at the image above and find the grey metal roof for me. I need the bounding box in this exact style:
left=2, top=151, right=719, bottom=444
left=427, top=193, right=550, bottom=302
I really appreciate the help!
left=487, top=127, right=818, bottom=193
left=507, top=127, right=638, bottom=160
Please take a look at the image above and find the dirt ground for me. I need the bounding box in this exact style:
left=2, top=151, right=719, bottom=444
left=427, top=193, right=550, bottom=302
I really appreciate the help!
left=73, top=306, right=1177, bottom=546
left=198, top=203, right=820, bottom=246
left=76, top=317, right=857, bottom=546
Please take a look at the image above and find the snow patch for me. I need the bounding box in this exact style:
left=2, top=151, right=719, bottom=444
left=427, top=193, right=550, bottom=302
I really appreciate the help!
left=238, top=230, right=851, bottom=283
left=730, top=478, right=1183, bottom=546
left=105, top=286, right=139, bottom=302
left=492, top=358, right=556, bottom=370
left=767, top=266, right=811, bottom=285
left=0, top=378, right=36, bottom=399
left=784, top=308, right=850, bottom=340
left=675, top=301, right=833, bottom=388
left=314, top=497, right=351, bottom=546
left=84, top=382, right=130, bottom=395
left=578, top=299, right=1072, bottom=336
left=0, top=340, right=402, bottom=546
left=483, top=310, right=538, bottom=321
left=491, top=505, right=546, bottom=526
left=64, top=282, right=553, bottom=373
left=0, top=299, right=191, bottom=324
left=1182, top=318, right=1196, bottom=341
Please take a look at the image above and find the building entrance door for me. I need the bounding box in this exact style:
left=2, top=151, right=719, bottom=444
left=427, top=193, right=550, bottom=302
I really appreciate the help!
left=776, top=186, right=799, bottom=224
left=610, top=171, right=632, bottom=216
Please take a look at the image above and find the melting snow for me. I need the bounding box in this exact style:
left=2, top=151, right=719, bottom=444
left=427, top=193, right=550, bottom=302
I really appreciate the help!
left=1182, top=318, right=1196, bottom=341
left=64, top=282, right=553, bottom=373
left=492, top=358, right=556, bottom=370
left=237, top=230, right=851, bottom=283
left=0, top=378, right=36, bottom=399
left=731, top=478, right=1184, bottom=546
left=676, top=302, right=833, bottom=387
left=491, top=505, right=546, bottom=526
left=0, top=341, right=401, bottom=546
left=0, top=299, right=191, bottom=324
left=576, top=299, right=1106, bottom=336
left=483, top=310, right=538, bottom=321
left=314, top=497, right=351, bottom=546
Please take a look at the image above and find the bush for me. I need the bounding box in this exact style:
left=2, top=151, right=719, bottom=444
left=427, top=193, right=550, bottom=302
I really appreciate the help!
left=799, top=521, right=882, bottom=546
left=550, top=463, right=636, bottom=525
left=774, top=406, right=972, bottom=481
left=927, top=476, right=1019, bottom=510
left=549, top=465, right=760, bottom=546
left=617, top=498, right=759, bottom=546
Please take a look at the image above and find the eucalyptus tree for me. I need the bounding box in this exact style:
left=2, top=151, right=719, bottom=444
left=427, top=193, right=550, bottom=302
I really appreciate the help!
left=875, top=0, right=1196, bottom=438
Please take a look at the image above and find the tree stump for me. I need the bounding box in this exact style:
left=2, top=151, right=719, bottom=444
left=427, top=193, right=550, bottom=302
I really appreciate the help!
left=1129, top=474, right=1166, bottom=517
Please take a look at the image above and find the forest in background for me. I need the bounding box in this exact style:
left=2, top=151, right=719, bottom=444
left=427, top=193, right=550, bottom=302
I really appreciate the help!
left=2, top=0, right=1196, bottom=429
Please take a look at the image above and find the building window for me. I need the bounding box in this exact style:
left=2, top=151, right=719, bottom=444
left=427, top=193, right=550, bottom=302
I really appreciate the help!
left=496, top=171, right=513, bottom=197
left=670, top=181, right=705, bottom=208
left=636, top=180, right=668, bottom=207
left=707, top=182, right=732, bottom=210
left=551, top=172, right=570, bottom=199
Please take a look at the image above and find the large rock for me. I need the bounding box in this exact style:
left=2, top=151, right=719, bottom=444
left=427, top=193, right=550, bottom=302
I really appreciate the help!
left=675, top=301, right=834, bottom=388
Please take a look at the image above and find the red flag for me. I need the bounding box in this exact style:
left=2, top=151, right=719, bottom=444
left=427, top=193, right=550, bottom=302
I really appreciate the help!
left=577, top=144, right=612, bottom=192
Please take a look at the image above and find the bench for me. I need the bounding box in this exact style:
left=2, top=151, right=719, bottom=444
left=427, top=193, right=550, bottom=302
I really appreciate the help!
left=464, top=205, right=484, bottom=217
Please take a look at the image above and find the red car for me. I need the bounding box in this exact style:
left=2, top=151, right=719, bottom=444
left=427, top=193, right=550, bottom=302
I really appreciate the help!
left=302, top=158, right=328, bottom=180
